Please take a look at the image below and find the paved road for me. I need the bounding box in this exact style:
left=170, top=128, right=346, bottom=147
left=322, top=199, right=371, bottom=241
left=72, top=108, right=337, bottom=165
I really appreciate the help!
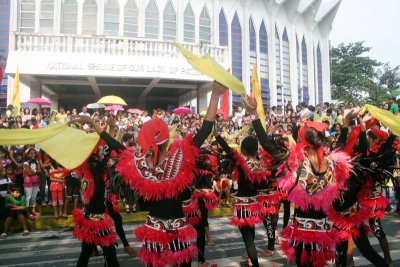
left=0, top=213, right=399, bottom=267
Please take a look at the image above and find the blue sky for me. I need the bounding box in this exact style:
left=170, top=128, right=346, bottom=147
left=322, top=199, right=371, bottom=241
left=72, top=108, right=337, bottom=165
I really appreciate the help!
left=330, top=0, right=400, bottom=67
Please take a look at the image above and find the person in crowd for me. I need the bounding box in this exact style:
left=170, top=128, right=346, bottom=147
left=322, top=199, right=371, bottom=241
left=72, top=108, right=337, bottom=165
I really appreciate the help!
left=0, top=165, right=11, bottom=219
left=63, top=169, right=80, bottom=216
left=23, top=148, right=41, bottom=218
left=79, top=106, right=91, bottom=117
left=0, top=185, right=30, bottom=239
left=56, top=107, right=68, bottom=124
left=49, top=160, right=67, bottom=218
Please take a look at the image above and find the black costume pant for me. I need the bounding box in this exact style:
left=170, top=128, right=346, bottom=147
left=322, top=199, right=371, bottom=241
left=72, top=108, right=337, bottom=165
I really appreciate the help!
left=76, top=242, right=120, bottom=267
left=335, top=225, right=389, bottom=267
left=107, top=201, right=129, bottom=247
left=283, top=200, right=291, bottom=228
left=369, top=217, right=386, bottom=240
left=239, top=226, right=259, bottom=267
left=195, top=198, right=208, bottom=263
left=262, top=213, right=279, bottom=250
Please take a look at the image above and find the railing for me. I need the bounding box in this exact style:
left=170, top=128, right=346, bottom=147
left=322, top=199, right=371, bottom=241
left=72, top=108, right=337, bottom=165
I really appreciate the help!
left=14, top=33, right=229, bottom=64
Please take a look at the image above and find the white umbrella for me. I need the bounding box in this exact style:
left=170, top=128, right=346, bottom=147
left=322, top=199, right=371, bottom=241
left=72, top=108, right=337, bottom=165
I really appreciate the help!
left=86, top=103, right=106, bottom=109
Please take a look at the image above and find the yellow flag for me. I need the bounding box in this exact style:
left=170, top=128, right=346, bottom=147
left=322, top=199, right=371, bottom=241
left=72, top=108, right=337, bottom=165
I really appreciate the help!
left=250, top=64, right=266, bottom=130
left=361, top=104, right=400, bottom=136
left=0, top=123, right=100, bottom=170
left=12, top=67, right=21, bottom=116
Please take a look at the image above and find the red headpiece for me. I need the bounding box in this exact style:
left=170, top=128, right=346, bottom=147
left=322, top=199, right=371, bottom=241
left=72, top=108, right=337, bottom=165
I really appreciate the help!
left=298, top=121, right=328, bottom=165
left=138, top=118, right=169, bottom=165
left=369, top=128, right=388, bottom=142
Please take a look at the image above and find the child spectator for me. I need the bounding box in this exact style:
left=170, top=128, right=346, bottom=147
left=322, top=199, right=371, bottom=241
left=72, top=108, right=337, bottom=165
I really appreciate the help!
left=63, top=170, right=81, bottom=217
left=0, top=185, right=30, bottom=239
left=0, top=165, right=11, bottom=219
left=49, top=161, right=68, bottom=218
left=23, top=148, right=41, bottom=217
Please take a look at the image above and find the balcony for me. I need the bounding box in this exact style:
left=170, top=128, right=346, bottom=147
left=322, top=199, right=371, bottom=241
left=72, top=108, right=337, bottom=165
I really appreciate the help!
left=13, top=33, right=228, bottom=66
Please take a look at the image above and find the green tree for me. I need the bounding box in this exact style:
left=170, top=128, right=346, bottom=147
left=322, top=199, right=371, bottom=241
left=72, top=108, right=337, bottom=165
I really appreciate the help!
left=330, top=42, right=381, bottom=104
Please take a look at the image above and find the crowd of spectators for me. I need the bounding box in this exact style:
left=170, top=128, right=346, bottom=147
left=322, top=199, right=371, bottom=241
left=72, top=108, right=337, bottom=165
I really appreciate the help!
left=0, top=96, right=399, bottom=237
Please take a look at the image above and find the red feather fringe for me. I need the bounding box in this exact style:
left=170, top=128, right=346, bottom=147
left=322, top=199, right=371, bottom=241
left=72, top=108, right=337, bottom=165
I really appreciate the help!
left=280, top=240, right=296, bottom=262
left=117, top=134, right=199, bottom=201
left=231, top=202, right=263, bottom=228
left=231, top=149, right=271, bottom=184
left=326, top=205, right=372, bottom=231
left=279, top=145, right=351, bottom=212
left=183, top=199, right=200, bottom=226
left=137, top=244, right=197, bottom=267
left=257, top=190, right=281, bottom=215
left=72, top=209, right=117, bottom=247
left=191, top=191, right=218, bottom=211
left=358, top=185, right=389, bottom=219
left=135, top=224, right=197, bottom=245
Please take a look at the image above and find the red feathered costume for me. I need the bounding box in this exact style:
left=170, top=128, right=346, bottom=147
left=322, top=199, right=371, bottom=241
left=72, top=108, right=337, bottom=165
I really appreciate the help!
left=117, top=118, right=214, bottom=267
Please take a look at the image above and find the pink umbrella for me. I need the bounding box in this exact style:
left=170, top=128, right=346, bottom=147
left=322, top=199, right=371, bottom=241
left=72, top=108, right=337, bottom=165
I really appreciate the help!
left=173, top=107, right=192, bottom=115
left=127, top=108, right=143, bottom=115
left=105, top=105, right=124, bottom=111
left=27, top=97, right=51, bottom=106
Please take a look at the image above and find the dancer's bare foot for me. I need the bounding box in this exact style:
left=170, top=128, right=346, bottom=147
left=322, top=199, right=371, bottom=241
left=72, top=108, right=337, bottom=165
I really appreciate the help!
left=242, top=252, right=248, bottom=259
left=198, top=262, right=211, bottom=267
left=259, top=249, right=274, bottom=257
left=124, top=245, right=137, bottom=258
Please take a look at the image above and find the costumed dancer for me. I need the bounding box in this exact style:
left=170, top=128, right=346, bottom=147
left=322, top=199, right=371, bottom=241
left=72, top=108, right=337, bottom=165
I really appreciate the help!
left=244, top=97, right=352, bottom=267
left=71, top=115, right=124, bottom=267
left=117, top=82, right=226, bottom=267
left=213, top=123, right=272, bottom=267
left=182, top=146, right=219, bottom=267
left=325, top=111, right=389, bottom=267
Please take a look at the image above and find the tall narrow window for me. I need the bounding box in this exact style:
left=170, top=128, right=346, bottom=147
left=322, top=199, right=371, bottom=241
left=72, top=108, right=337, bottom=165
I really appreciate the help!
left=61, top=0, right=77, bottom=34
left=231, top=12, right=242, bottom=109
left=145, top=0, right=159, bottom=39
left=199, top=6, right=211, bottom=44
left=259, top=20, right=270, bottom=111
left=18, top=0, right=35, bottom=33
left=163, top=0, right=176, bottom=40
left=297, top=36, right=301, bottom=104
left=219, top=8, right=228, bottom=46
left=82, top=0, right=97, bottom=35
left=183, top=3, right=195, bottom=42
left=124, top=0, right=138, bottom=37
left=249, top=17, right=256, bottom=72
left=282, top=28, right=291, bottom=106
left=317, top=44, right=323, bottom=105
left=275, top=26, right=282, bottom=110
left=104, top=0, right=119, bottom=35
left=302, top=37, right=309, bottom=104
left=40, top=0, right=54, bottom=34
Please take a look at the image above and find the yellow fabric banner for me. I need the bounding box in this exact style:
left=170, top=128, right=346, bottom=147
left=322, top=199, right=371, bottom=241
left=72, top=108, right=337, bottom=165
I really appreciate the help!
left=12, top=67, right=21, bottom=116
left=0, top=123, right=100, bottom=169
left=362, top=104, right=400, bottom=136
left=174, top=42, right=246, bottom=96
left=250, top=65, right=266, bottom=130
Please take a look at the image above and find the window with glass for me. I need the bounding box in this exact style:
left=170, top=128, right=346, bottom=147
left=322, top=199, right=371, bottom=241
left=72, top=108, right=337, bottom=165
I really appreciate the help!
left=302, top=37, right=309, bottom=104
left=275, top=26, right=282, bottom=110
left=199, top=6, right=210, bottom=44
left=163, top=0, right=176, bottom=40
left=249, top=17, right=257, bottom=94
left=259, top=20, right=270, bottom=111
left=18, top=0, right=35, bottom=33
left=61, top=0, right=77, bottom=34
left=82, top=0, right=97, bottom=35
left=219, top=8, right=228, bottom=46
left=231, top=12, right=242, bottom=108
left=184, top=3, right=195, bottom=43
left=124, top=0, right=138, bottom=37
left=104, top=0, right=119, bottom=36
left=145, top=0, right=159, bottom=39
left=297, top=36, right=301, bottom=104
left=282, top=28, right=291, bottom=104
left=317, top=44, right=323, bottom=105
left=39, top=0, right=54, bottom=34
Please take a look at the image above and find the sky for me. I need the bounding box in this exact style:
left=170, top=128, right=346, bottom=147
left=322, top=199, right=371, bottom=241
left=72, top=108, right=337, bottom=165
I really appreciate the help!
left=330, top=0, right=400, bottom=67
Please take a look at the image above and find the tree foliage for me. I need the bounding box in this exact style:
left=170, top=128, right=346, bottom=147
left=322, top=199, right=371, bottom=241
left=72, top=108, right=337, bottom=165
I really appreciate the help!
left=330, top=42, right=400, bottom=105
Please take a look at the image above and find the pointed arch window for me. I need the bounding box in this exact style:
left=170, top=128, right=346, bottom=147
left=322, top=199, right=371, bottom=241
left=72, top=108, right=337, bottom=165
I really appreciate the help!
left=249, top=18, right=257, bottom=94
left=163, top=0, right=176, bottom=40
left=199, top=6, right=211, bottom=44
left=275, top=26, right=282, bottom=110
left=282, top=28, right=291, bottom=105
left=259, top=20, right=270, bottom=111
left=317, top=44, right=323, bottom=105
left=183, top=3, right=195, bottom=42
left=218, top=9, right=228, bottom=46
left=302, top=37, right=309, bottom=104
left=82, top=0, right=98, bottom=35
left=61, top=0, right=77, bottom=34
left=145, top=0, right=159, bottom=39
left=104, top=0, right=119, bottom=35
left=124, top=0, right=138, bottom=37
left=297, top=36, right=301, bottom=104
left=19, top=0, right=35, bottom=33
left=231, top=12, right=242, bottom=108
